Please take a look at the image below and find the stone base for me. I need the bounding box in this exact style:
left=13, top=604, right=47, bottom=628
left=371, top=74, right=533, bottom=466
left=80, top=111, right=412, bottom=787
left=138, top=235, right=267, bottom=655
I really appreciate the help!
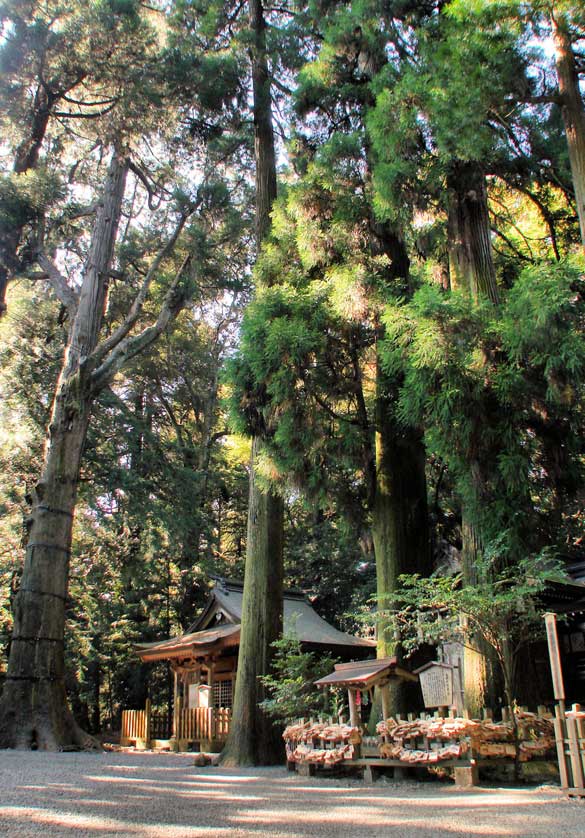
left=454, top=764, right=479, bottom=787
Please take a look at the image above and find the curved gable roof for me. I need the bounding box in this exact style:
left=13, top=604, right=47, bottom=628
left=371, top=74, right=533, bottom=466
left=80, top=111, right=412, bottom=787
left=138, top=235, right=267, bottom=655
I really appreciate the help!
left=136, top=579, right=374, bottom=662
left=197, top=580, right=374, bottom=649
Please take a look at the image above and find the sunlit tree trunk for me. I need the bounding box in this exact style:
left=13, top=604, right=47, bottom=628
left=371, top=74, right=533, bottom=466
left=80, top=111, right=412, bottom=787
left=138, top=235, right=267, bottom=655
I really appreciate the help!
left=372, top=360, right=431, bottom=716
left=447, top=161, right=499, bottom=305
left=460, top=510, right=489, bottom=717
left=221, top=0, right=284, bottom=766
left=0, top=151, right=128, bottom=749
left=551, top=10, right=585, bottom=250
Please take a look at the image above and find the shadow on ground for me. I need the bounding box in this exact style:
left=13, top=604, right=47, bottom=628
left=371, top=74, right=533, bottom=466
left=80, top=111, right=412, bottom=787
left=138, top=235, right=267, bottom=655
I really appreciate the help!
left=0, top=750, right=582, bottom=838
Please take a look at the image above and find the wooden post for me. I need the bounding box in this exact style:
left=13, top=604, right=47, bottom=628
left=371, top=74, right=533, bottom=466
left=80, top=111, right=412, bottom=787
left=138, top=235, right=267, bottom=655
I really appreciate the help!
left=348, top=689, right=359, bottom=727
left=544, top=612, right=566, bottom=714
left=176, top=697, right=182, bottom=739
left=554, top=704, right=570, bottom=790
left=566, top=714, right=585, bottom=791
left=145, top=698, right=151, bottom=748
left=380, top=685, right=391, bottom=722
left=172, top=669, right=179, bottom=739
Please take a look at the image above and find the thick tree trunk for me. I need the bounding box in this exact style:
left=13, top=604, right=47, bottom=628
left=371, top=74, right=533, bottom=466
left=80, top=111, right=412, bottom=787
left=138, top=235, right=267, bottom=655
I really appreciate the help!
left=367, top=222, right=430, bottom=716
left=551, top=11, right=585, bottom=250
left=0, top=151, right=127, bottom=749
left=446, top=160, right=502, bottom=714
left=447, top=161, right=499, bottom=305
left=221, top=0, right=284, bottom=766
left=222, top=439, right=284, bottom=765
left=460, top=512, right=489, bottom=717
left=372, top=360, right=431, bottom=715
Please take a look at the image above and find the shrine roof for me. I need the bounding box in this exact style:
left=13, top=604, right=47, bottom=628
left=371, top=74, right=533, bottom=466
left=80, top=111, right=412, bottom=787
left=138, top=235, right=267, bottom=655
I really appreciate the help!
left=314, top=656, right=418, bottom=688
left=136, top=579, right=375, bottom=663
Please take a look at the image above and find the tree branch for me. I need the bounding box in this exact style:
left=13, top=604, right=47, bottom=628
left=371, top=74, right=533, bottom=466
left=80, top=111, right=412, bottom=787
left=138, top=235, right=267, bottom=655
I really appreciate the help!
left=35, top=253, right=79, bottom=310
left=90, top=254, right=193, bottom=392
left=89, top=212, right=191, bottom=368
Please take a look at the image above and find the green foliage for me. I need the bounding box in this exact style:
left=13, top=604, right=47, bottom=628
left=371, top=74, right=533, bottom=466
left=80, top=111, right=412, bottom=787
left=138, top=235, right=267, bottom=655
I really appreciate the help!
left=259, top=637, right=340, bottom=724
left=381, top=257, right=585, bottom=554
left=384, top=549, right=564, bottom=702
left=0, top=168, right=63, bottom=230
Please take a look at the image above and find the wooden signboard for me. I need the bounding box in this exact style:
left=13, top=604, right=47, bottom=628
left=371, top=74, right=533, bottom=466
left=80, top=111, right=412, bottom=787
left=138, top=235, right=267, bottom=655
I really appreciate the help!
left=416, top=663, right=454, bottom=708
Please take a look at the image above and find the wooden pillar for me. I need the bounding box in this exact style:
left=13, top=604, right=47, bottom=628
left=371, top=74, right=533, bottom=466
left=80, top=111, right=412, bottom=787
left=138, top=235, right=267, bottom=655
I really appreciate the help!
left=172, top=668, right=179, bottom=739
left=348, top=688, right=359, bottom=727
left=380, top=684, right=391, bottom=721
left=545, top=612, right=566, bottom=715
left=145, top=697, right=151, bottom=747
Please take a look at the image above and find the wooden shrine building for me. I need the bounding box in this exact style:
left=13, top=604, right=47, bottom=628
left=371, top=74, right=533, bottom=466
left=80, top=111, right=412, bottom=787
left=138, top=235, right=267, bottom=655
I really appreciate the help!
left=130, top=579, right=376, bottom=750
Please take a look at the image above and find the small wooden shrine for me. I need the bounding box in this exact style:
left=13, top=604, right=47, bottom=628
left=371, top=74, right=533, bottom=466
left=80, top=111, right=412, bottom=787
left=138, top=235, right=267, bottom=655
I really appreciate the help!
left=314, top=656, right=418, bottom=726
left=130, top=578, right=375, bottom=750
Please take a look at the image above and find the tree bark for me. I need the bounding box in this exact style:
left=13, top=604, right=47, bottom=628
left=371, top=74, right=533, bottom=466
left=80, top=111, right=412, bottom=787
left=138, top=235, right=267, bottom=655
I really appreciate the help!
left=446, top=161, right=501, bottom=714
left=372, top=359, right=431, bottom=715
left=222, top=439, right=283, bottom=765
left=367, top=222, right=431, bottom=715
left=447, top=161, right=499, bottom=305
left=0, top=151, right=128, bottom=749
left=221, top=0, right=284, bottom=766
left=551, top=10, right=585, bottom=250
left=460, top=512, right=489, bottom=717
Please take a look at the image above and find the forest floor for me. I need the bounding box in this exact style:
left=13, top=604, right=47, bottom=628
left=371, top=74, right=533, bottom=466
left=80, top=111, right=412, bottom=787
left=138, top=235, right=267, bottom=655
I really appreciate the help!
left=0, top=749, right=584, bottom=838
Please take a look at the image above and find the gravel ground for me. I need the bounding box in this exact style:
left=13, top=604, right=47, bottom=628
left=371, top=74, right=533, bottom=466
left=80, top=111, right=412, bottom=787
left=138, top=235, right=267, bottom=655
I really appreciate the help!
left=1, top=749, right=584, bottom=838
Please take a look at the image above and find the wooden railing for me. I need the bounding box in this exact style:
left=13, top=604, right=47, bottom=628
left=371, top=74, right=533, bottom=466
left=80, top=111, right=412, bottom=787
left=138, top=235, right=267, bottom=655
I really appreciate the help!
left=121, top=701, right=231, bottom=747
left=176, top=706, right=231, bottom=742
left=150, top=711, right=171, bottom=740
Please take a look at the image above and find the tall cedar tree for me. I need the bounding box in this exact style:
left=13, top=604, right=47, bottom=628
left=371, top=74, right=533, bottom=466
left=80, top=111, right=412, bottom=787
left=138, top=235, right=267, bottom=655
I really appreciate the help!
left=220, top=0, right=284, bottom=766
left=294, top=0, right=432, bottom=706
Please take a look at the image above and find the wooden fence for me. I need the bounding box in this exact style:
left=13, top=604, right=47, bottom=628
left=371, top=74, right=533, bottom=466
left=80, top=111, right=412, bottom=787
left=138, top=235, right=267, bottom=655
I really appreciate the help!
left=121, top=700, right=231, bottom=748
left=175, top=707, right=231, bottom=742
left=121, top=707, right=148, bottom=744
left=554, top=704, right=585, bottom=796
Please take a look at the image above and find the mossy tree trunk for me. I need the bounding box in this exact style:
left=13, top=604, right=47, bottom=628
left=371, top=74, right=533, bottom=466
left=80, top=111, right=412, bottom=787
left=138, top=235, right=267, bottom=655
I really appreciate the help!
left=446, top=161, right=502, bottom=715
left=460, top=512, right=490, bottom=717
left=221, top=0, right=284, bottom=766
left=222, top=439, right=283, bottom=764
left=370, top=228, right=431, bottom=717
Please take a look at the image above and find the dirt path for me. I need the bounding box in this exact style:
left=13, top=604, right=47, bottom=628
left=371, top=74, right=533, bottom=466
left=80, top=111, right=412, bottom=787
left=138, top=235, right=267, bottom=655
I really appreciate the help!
left=0, top=749, right=583, bottom=838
